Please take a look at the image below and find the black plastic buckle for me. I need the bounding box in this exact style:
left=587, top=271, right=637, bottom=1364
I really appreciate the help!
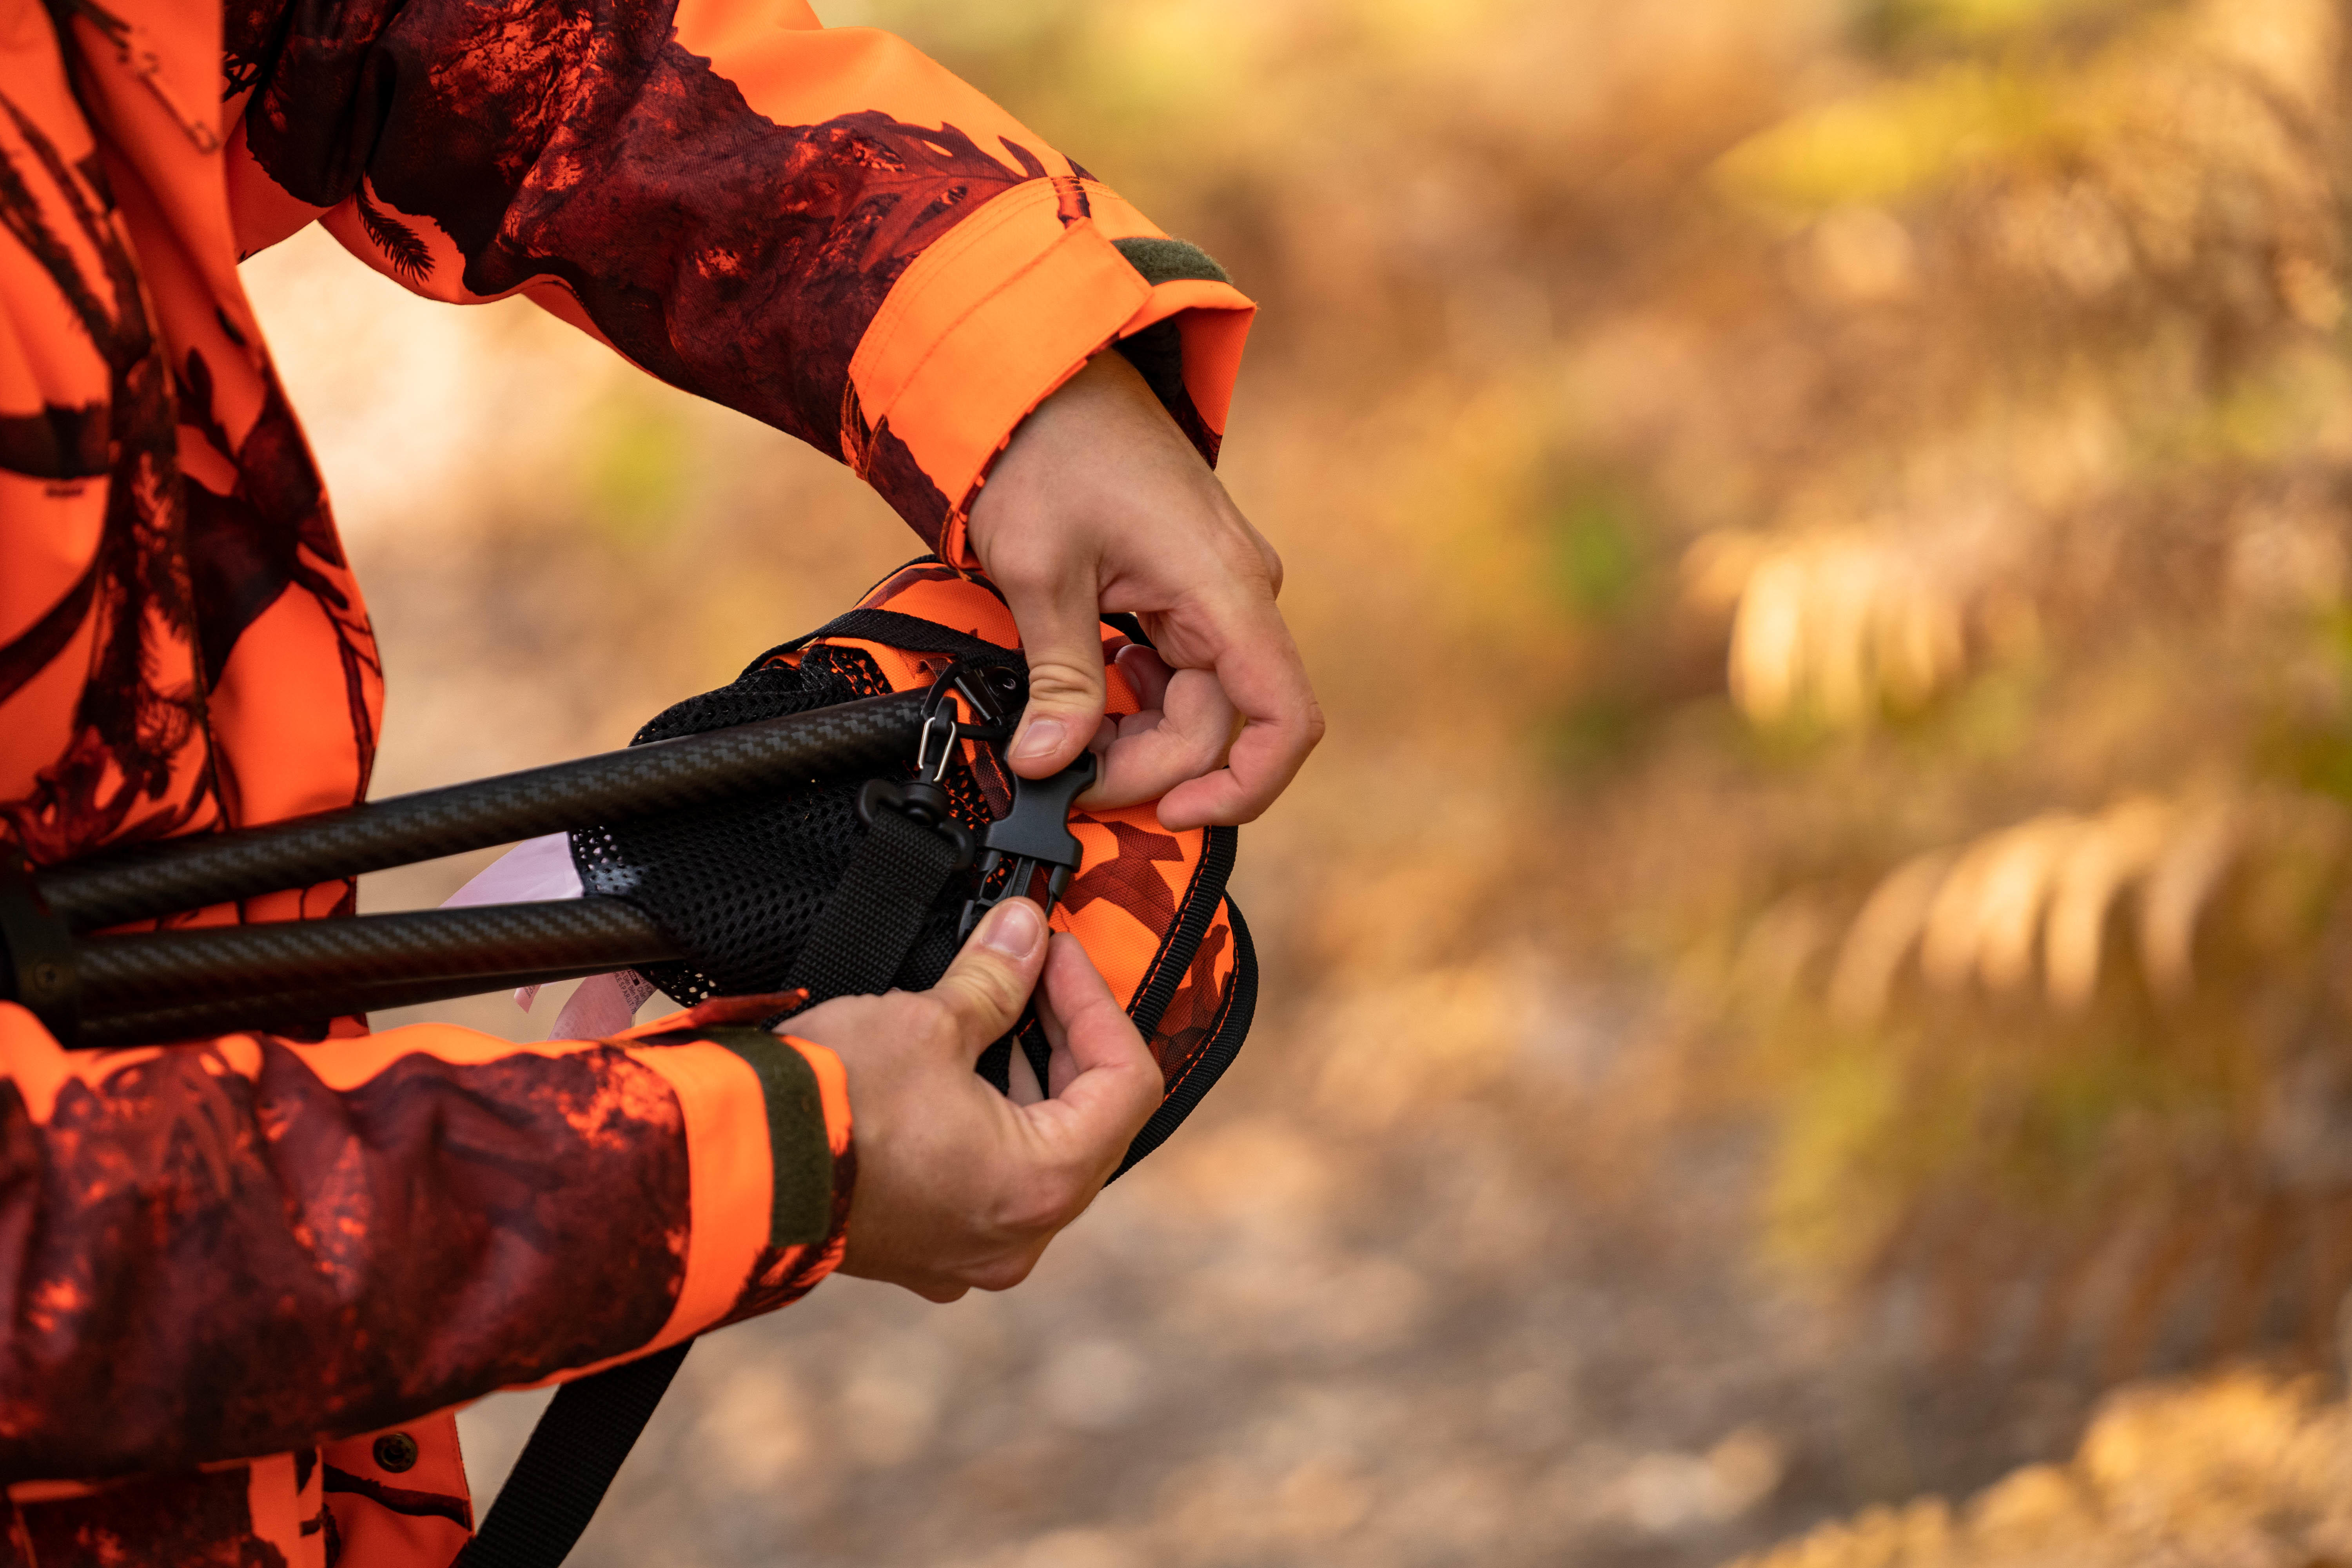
left=0, top=847, right=79, bottom=1046
left=855, top=777, right=977, bottom=869
left=957, top=751, right=1097, bottom=941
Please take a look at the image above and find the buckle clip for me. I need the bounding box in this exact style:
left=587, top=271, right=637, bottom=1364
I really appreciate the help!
left=957, top=751, right=1096, bottom=941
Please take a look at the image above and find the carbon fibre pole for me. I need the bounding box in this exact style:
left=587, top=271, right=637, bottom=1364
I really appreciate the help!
left=64, top=898, right=685, bottom=1050
left=1, top=692, right=929, bottom=1047
left=34, top=691, right=926, bottom=932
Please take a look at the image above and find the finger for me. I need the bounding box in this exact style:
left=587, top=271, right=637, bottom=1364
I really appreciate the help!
left=1036, top=963, right=1069, bottom=1056
left=1153, top=605, right=1323, bottom=829
left=1113, top=643, right=1173, bottom=710
left=906, top=1278, right=972, bottom=1305
left=998, top=552, right=1110, bottom=779
left=1022, top=935, right=1158, bottom=1159
left=967, top=1238, right=1053, bottom=1294
left=1043, top=936, right=1148, bottom=1078
left=1033, top=957, right=1081, bottom=1097
left=926, top=898, right=1049, bottom=1055
left=1088, top=666, right=1238, bottom=809
left=1006, top=1038, right=1047, bottom=1105
left=1240, top=517, right=1285, bottom=599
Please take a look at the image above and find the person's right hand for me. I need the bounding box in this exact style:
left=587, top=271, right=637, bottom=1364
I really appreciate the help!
left=965, top=351, right=1324, bottom=829
left=783, top=897, right=1160, bottom=1301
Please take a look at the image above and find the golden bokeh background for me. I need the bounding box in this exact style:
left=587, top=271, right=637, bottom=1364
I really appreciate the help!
left=240, top=0, right=2352, bottom=1562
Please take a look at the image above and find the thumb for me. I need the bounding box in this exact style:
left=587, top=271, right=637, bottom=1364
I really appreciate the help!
left=926, top=897, right=1049, bottom=1056
left=1000, top=564, right=1109, bottom=780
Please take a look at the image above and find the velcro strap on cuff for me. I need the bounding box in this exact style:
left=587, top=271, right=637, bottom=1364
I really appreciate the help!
left=696, top=1026, right=836, bottom=1248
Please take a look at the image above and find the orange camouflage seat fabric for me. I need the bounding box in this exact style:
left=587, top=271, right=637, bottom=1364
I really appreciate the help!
left=0, top=0, right=1253, bottom=1562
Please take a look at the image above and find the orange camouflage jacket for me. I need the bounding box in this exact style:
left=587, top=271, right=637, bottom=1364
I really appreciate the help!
left=0, top=0, right=1252, bottom=1562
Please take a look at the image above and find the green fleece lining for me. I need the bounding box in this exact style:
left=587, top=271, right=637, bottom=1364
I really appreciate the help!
left=1110, top=236, right=1231, bottom=288
left=699, top=1027, right=835, bottom=1248
left=1106, top=238, right=1232, bottom=463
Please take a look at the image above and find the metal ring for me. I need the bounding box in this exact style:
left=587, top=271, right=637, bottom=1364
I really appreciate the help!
left=915, top=713, right=957, bottom=782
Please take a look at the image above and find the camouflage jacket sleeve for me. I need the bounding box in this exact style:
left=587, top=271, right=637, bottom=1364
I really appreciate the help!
left=220, top=0, right=1258, bottom=563
left=0, top=1002, right=851, bottom=1482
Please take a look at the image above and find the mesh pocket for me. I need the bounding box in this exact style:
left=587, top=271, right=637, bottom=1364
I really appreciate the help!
left=569, top=646, right=987, bottom=1005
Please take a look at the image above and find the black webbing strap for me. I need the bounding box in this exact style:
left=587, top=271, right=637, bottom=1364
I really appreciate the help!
left=450, top=1339, right=689, bottom=1568
left=453, top=803, right=965, bottom=1568
left=788, top=808, right=964, bottom=1003
left=759, top=606, right=1015, bottom=668
left=811, top=607, right=1013, bottom=659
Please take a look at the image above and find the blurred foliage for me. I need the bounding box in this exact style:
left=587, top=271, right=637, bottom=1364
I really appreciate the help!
left=260, top=0, right=2352, bottom=1554
left=581, top=393, right=696, bottom=548
left=1543, top=483, right=1653, bottom=622
left=873, top=0, right=2352, bottom=1391
left=1731, top=1370, right=2352, bottom=1566
left=1686, top=0, right=2352, bottom=1385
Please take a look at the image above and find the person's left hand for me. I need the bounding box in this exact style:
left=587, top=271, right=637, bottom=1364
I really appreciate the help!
left=965, top=351, right=1323, bottom=831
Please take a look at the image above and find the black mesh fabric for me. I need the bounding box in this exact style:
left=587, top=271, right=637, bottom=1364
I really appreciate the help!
left=570, top=644, right=991, bottom=1007
left=485, top=603, right=1261, bottom=1568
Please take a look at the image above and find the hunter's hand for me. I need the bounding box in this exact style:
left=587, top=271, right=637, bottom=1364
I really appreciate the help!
left=786, top=898, right=1159, bottom=1302
left=965, top=351, right=1324, bottom=830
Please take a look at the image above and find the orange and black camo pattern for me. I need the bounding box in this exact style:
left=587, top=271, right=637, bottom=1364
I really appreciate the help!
left=0, top=0, right=1254, bottom=1561
left=777, top=560, right=1256, bottom=1158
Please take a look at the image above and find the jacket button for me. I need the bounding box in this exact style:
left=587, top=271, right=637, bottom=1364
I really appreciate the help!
left=373, top=1432, right=419, bottom=1472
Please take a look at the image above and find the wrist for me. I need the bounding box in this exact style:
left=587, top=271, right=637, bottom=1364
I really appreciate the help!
left=967, top=353, right=1194, bottom=557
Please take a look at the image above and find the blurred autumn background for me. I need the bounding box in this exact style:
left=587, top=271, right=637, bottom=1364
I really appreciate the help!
left=241, top=0, right=2352, bottom=1562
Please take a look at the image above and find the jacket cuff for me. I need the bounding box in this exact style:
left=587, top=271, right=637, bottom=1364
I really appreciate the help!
left=615, top=1021, right=853, bottom=1344
left=1107, top=236, right=1252, bottom=470
left=842, top=178, right=1256, bottom=567
left=697, top=1027, right=843, bottom=1247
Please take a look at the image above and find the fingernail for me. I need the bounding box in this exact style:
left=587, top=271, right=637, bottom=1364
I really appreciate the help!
left=980, top=898, right=1044, bottom=958
left=1012, top=718, right=1065, bottom=763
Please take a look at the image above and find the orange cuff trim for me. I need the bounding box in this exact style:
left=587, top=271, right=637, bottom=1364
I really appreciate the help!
left=627, top=1040, right=779, bottom=1350
left=848, top=182, right=1154, bottom=568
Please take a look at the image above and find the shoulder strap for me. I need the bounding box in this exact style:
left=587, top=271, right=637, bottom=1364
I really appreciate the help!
left=453, top=806, right=965, bottom=1568
left=446, top=1339, right=690, bottom=1568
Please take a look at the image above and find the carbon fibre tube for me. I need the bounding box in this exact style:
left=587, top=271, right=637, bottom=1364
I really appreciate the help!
left=69, top=898, right=683, bottom=1050
left=75, top=897, right=677, bottom=1009
left=71, top=964, right=655, bottom=1053
left=36, top=692, right=926, bottom=932
left=72, top=974, right=674, bottom=1051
